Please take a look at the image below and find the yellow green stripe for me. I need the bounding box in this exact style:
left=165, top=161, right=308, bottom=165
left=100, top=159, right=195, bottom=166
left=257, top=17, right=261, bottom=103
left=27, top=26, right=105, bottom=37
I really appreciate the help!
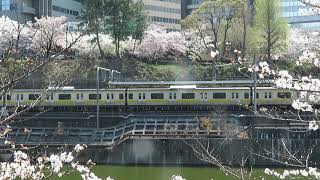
left=176, top=99, right=201, bottom=103
left=145, top=99, right=169, bottom=104
left=207, top=99, right=231, bottom=103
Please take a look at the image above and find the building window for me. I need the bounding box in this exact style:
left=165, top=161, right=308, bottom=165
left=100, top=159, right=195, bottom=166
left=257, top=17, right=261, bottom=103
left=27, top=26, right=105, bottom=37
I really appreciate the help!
left=150, top=16, right=180, bottom=24
left=1, top=0, right=10, bottom=11
left=52, top=5, right=79, bottom=16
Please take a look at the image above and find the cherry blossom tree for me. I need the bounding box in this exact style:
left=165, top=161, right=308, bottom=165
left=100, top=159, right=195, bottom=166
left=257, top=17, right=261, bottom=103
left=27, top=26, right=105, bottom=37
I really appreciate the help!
left=125, top=25, right=186, bottom=62
left=0, top=16, right=100, bottom=180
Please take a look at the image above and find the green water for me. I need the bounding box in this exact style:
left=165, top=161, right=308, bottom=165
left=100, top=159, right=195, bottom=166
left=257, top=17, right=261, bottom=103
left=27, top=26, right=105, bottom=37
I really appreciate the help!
left=54, top=165, right=268, bottom=180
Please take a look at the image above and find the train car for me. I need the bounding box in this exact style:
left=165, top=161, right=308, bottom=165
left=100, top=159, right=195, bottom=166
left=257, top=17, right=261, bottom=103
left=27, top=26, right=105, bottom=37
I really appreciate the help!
left=0, top=86, right=295, bottom=110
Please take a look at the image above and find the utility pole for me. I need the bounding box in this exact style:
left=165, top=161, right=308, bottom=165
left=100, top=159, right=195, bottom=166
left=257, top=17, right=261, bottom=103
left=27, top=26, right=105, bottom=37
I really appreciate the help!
left=96, top=67, right=120, bottom=128
left=212, top=54, right=217, bottom=81
left=253, top=54, right=257, bottom=115
left=96, top=67, right=101, bottom=128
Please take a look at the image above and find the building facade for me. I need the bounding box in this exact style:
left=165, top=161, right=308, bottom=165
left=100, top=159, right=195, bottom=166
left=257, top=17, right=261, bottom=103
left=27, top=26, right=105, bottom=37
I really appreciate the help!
left=141, top=0, right=182, bottom=30
left=280, top=0, right=320, bottom=29
left=0, top=0, right=80, bottom=22
left=181, top=0, right=204, bottom=19
left=182, top=0, right=320, bottom=30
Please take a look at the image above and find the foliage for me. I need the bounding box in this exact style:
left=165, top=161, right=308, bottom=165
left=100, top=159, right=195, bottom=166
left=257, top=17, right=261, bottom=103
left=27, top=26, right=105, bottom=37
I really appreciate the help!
left=80, top=0, right=146, bottom=57
left=251, top=0, right=288, bottom=61
left=181, top=0, right=248, bottom=61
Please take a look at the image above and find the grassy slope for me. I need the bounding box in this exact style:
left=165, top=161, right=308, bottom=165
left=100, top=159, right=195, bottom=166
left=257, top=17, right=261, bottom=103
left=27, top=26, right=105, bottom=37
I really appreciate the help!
left=54, top=165, right=269, bottom=180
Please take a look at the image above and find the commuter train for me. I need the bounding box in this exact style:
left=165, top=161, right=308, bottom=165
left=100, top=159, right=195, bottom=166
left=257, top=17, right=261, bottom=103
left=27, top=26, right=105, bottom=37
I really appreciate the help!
left=0, top=86, right=295, bottom=108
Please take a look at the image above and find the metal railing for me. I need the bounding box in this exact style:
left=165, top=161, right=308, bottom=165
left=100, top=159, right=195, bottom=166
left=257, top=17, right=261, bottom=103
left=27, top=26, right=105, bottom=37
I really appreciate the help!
left=4, top=119, right=310, bottom=147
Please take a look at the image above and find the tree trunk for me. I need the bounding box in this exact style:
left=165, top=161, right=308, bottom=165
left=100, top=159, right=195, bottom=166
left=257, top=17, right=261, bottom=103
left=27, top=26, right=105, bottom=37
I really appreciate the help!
left=241, top=16, right=247, bottom=60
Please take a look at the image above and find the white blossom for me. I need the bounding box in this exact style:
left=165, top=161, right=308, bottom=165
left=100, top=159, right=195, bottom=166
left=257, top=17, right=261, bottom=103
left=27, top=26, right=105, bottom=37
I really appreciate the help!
left=210, top=50, right=219, bottom=59
left=292, top=99, right=313, bottom=112
left=309, top=120, right=319, bottom=131
left=171, top=175, right=186, bottom=180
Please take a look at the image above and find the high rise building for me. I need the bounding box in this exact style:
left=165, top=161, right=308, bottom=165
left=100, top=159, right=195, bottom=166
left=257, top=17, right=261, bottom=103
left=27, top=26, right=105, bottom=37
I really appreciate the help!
left=181, top=0, right=204, bottom=19
left=141, top=0, right=182, bottom=30
left=0, top=0, right=80, bottom=22
left=280, top=0, right=320, bottom=29
left=182, top=0, right=320, bottom=30
left=1, top=0, right=182, bottom=30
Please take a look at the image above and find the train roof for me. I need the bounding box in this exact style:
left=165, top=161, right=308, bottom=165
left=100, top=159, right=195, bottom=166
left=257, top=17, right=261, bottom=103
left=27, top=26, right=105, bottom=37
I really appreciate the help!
left=11, top=86, right=281, bottom=92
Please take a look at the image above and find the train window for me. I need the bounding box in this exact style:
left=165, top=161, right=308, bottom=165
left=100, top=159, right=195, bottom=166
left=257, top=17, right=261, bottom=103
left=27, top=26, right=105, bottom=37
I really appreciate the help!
left=278, top=92, right=291, bottom=99
left=200, top=93, right=203, bottom=99
left=111, top=94, right=114, bottom=99
left=213, top=93, right=226, bottom=99
left=6, top=95, right=11, bottom=101
left=0, top=96, right=2, bottom=100
left=264, top=92, right=272, bottom=99
left=244, top=92, right=249, bottom=99
left=107, top=94, right=110, bottom=100
left=20, top=94, right=24, bottom=100
left=232, top=93, right=239, bottom=99
left=204, top=92, right=207, bottom=99
left=119, top=94, right=124, bottom=100
left=81, top=94, right=83, bottom=100
left=256, top=93, right=259, bottom=99
left=151, top=93, right=164, bottom=99
left=143, top=93, right=146, bottom=99
left=138, top=93, right=141, bottom=99
left=169, top=93, right=172, bottom=99
left=89, top=94, right=101, bottom=100
left=51, top=94, right=54, bottom=100
left=16, top=94, right=19, bottom=100
left=58, top=94, right=71, bottom=100
left=129, top=93, right=133, bottom=99
left=76, top=94, right=79, bottom=100
left=29, top=94, right=40, bottom=100
left=182, top=93, right=195, bottom=99
left=173, top=93, right=176, bottom=99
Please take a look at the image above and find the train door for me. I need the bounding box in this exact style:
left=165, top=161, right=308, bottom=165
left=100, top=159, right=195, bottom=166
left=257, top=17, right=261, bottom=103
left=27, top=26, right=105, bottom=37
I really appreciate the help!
left=138, top=92, right=146, bottom=105
left=200, top=92, right=208, bottom=103
left=230, top=91, right=240, bottom=105
left=169, top=92, right=177, bottom=104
